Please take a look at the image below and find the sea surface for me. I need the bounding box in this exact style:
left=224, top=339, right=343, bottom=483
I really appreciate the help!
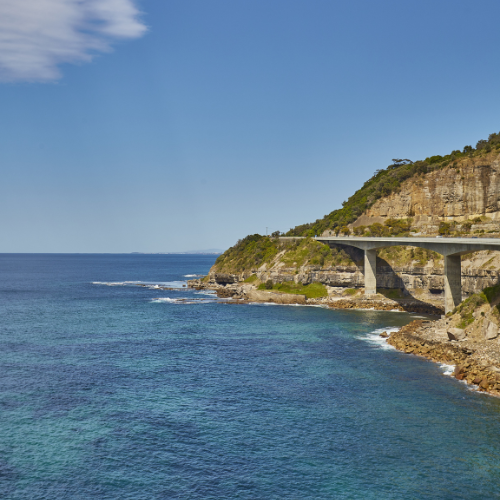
left=1, top=254, right=500, bottom=499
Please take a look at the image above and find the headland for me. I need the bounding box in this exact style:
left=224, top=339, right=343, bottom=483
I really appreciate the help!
left=196, top=132, right=500, bottom=396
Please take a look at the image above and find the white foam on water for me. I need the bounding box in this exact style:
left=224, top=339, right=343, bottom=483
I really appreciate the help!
left=151, top=281, right=187, bottom=289
left=151, top=297, right=217, bottom=305
left=440, top=363, right=455, bottom=376
left=92, top=281, right=141, bottom=286
left=184, top=274, right=204, bottom=277
left=248, top=302, right=279, bottom=306
left=92, top=280, right=188, bottom=289
left=359, top=327, right=400, bottom=351
left=194, top=290, right=216, bottom=296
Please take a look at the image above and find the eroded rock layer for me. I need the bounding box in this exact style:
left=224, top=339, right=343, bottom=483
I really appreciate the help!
left=356, top=152, right=500, bottom=233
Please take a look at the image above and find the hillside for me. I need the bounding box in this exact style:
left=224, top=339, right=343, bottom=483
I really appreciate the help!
left=286, top=132, right=500, bottom=237
left=205, top=131, right=500, bottom=305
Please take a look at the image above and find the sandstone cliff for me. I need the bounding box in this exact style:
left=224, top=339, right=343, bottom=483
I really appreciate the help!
left=350, top=150, right=500, bottom=235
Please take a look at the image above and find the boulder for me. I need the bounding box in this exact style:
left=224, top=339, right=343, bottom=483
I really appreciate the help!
left=434, top=329, right=449, bottom=341
left=213, top=273, right=239, bottom=284
left=379, top=331, right=389, bottom=338
left=447, top=328, right=466, bottom=341
left=483, top=320, right=499, bottom=340
left=480, top=377, right=490, bottom=390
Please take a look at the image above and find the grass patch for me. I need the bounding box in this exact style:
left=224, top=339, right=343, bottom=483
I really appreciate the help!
left=243, top=274, right=258, bottom=283
left=343, top=288, right=358, bottom=296
left=481, top=257, right=496, bottom=269
left=482, top=283, right=500, bottom=304
left=453, top=290, right=493, bottom=328
left=378, top=288, right=405, bottom=299
left=257, top=281, right=328, bottom=299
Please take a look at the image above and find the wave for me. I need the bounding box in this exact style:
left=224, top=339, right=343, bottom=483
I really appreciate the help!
left=359, top=327, right=400, bottom=350
left=184, top=274, right=204, bottom=278
left=92, top=281, right=141, bottom=286
left=151, top=297, right=217, bottom=305
left=194, top=290, right=216, bottom=296
left=439, top=363, right=455, bottom=377
left=92, top=280, right=188, bottom=289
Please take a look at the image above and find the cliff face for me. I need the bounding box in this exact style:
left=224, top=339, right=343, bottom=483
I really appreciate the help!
left=352, top=151, right=500, bottom=234
left=208, top=244, right=500, bottom=303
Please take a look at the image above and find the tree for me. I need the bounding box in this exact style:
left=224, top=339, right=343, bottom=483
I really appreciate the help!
left=369, top=223, right=386, bottom=237
left=439, top=222, right=452, bottom=235
left=391, top=158, right=413, bottom=166
left=340, top=226, right=351, bottom=236
left=461, top=221, right=472, bottom=233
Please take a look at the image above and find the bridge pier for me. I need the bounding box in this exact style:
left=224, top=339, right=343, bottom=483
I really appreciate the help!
left=364, top=249, right=377, bottom=295
left=444, top=255, right=462, bottom=314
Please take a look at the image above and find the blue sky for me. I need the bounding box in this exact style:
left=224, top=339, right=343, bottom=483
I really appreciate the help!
left=2, top=0, right=500, bottom=252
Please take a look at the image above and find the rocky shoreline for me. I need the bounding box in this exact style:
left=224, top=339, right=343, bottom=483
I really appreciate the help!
left=187, top=278, right=443, bottom=315
left=387, top=319, right=500, bottom=397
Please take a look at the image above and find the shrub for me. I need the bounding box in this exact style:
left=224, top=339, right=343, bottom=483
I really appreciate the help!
left=461, top=221, right=472, bottom=233
left=439, top=222, right=452, bottom=235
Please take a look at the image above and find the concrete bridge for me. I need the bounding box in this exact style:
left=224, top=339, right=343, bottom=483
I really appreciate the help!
left=280, top=236, right=500, bottom=314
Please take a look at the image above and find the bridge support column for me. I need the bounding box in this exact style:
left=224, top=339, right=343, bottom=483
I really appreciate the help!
left=364, top=249, right=377, bottom=295
left=444, top=255, right=461, bottom=314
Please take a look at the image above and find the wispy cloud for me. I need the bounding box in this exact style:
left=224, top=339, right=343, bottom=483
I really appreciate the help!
left=0, top=0, right=147, bottom=82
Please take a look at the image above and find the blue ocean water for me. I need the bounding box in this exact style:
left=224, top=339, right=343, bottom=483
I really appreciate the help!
left=1, top=254, right=500, bottom=499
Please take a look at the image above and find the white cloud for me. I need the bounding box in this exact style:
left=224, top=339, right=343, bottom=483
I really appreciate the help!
left=0, top=0, right=147, bottom=82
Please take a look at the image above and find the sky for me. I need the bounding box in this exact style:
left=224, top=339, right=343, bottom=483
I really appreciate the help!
left=2, top=0, right=500, bottom=253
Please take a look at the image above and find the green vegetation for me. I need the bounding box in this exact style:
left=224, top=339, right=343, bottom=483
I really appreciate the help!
left=377, top=246, right=441, bottom=267
left=243, top=274, right=259, bottom=283
left=284, top=132, right=500, bottom=237
left=257, top=281, right=328, bottom=299
left=481, top=283, right=500, bottom=304
left=453, top=283, right=500, bottom=328
left=213, top=235, right=355, bottom=274
left=279, top=238, right=354, bottom=268
left=352, top=218, right=412, bottom=237
left=213, top=234, right=279, bottom=273
left=378, top=288, right=406, bottom=299
left=343, top=288, right=358, bottom=296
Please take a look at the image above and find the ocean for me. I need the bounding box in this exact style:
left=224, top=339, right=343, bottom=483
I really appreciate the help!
left=1, top=253, right=500, bottom=499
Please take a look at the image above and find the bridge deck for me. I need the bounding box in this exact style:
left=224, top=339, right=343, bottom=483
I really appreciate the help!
left=281, top=236, right=500, bottom=256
